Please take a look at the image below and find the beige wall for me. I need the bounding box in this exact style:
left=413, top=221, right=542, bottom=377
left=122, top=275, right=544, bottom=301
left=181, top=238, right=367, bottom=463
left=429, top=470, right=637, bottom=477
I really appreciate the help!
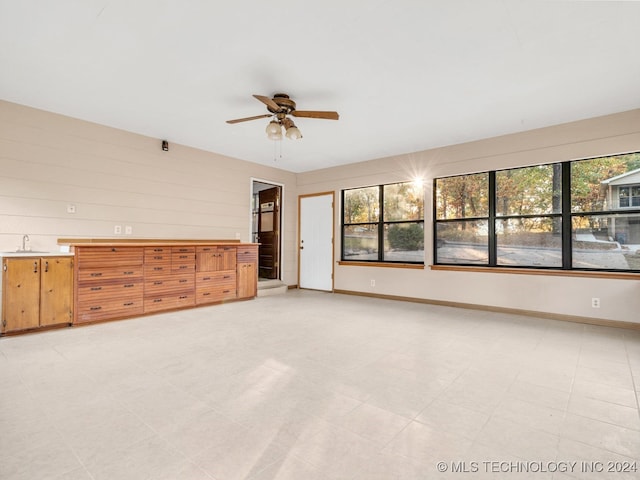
left=297, top=109, right=640, bottom=324
left=2, top=99, right=639, bottom=324
left=0, top=100, right=298, bottom=285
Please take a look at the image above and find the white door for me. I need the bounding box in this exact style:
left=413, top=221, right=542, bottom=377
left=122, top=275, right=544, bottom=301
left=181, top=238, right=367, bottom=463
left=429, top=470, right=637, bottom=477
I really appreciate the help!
left=299, top=193, right=334, bottom=291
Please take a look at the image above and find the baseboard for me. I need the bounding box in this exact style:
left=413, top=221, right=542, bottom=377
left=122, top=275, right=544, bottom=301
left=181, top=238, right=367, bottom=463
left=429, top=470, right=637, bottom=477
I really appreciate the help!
left=333, top=289, right=640, bottom=331
left=288, top=284, right=298, bottom=289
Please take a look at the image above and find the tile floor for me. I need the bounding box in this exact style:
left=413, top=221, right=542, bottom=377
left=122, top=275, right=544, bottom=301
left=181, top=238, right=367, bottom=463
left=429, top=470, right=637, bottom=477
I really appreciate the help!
left=1, top=290, right=639, bottom=480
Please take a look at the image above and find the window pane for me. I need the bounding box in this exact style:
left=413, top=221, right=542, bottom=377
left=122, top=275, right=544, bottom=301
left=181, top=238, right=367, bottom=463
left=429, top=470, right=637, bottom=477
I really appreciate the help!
left=435, top=220, right=489, bottom=264
left=435, top=173, right=489, bottom=219
left=383, top=182, right=424, bottom=221
left=343, top=225, right=378, bottom=260
left=496, top=164, right=562, bottom=216
left=344, top=187, right=379, bottom=223
left=571, top=153, right=640, bottom=212
left=496, top=217, right=562, bottom=267
left=384, top=222, right=424, bottom=262
left=572, top=213, right=640, bottom=270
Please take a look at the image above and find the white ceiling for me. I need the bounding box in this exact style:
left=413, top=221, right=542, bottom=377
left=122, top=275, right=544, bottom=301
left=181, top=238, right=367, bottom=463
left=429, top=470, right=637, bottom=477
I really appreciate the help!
left=1, top=1, right=639, bottom=173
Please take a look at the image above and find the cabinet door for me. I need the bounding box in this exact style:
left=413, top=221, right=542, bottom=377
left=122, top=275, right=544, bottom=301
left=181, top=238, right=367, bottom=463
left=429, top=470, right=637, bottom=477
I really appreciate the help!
left=2, top=258, right=41, bottom=332
left=218, top=247, right=237, bottom=271
left=196, top=247, right=219, bottom=272
left=237, top=262, right=257, bottom=299
left=40, top=257, right=73, bottom=327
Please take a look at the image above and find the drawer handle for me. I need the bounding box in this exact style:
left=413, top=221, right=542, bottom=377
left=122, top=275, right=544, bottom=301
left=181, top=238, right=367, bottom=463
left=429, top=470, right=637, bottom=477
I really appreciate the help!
left=153, top=299, right=162, bottom=303
left=124, top=302, right=134, bottom=306
left=90, top=272, right=103, bottom=277
left=153, top=281, right=163, bottom=285
left=124, top=271, right=134, bottom=275
left=90, top=287, right=102, bottom=291
left=223, top=290, right=230, bottom=293
left=178, top=248, right=188, bottom=252
left=153, top=267, right=163, bottom=271
left=203, top=292, right=210, bottom=296
left=111, top=248, right=117, bottom=252
left=179, top=255, right=188, bottom=259
left=179, top=295, right=187, bottom=299
left=90, top=306, right=102, bottom=311
left=154, top=248, right=163, bottom=252
left=203, top=277, right=211, bottom=281
left=179, top=265, right=188, bottom=269
left=124, top=284, right=134, bottom=288
left=223, top=275, right=231, bottom=279
left=153, top=256, right=164, bottom=260
left=179, top=279, right=188, bottom=283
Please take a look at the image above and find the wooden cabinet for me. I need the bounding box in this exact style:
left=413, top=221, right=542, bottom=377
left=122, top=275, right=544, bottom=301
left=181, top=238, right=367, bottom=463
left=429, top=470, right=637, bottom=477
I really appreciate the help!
left=74, top=247, right=144, bottom=324
left=237, top=245, right=258, bottom=299
left=71, top=242, right=257, bottom=326
left=2, top=256, right=73, bottom=334
left=196, top=246, right=236, bottom=304
left=144, top=246, right=195, bottom=313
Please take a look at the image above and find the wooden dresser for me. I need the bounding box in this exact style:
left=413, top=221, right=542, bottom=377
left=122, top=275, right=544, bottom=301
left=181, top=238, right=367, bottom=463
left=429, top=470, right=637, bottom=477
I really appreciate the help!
left=65, top=240, right=258, bottom=325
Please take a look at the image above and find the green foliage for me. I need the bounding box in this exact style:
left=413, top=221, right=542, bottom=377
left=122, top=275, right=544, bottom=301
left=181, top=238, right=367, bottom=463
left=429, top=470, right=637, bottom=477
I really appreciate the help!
left=436, top=173, right=489, bottom=219
left=387, top=224, right=424, bottom=250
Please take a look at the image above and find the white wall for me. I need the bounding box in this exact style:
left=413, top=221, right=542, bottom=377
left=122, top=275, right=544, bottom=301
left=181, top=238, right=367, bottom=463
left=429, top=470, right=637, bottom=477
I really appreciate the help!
left=0, top=100, right=298, bottom=285
left=297, top=109, right=640, bottom=324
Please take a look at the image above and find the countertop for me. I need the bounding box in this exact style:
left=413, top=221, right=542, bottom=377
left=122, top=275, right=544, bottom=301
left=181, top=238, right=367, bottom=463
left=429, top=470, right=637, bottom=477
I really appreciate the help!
left=1, top=251, right=75, bottom=258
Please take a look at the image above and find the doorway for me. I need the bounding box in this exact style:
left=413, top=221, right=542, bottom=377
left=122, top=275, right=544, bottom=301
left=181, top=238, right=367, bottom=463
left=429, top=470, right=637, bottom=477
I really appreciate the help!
left=299, top=192, right=334, bottom=291
left=251, top=180, right=283, bottom=280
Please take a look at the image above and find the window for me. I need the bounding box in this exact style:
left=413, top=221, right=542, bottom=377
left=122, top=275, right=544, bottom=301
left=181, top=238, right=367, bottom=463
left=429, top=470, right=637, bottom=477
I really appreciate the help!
left=434, top=152, right=640, bottom=272
left=342, top=181, right=424, bottom=263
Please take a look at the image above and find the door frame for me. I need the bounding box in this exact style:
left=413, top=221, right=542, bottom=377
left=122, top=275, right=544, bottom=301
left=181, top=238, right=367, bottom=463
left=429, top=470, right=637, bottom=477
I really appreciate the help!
left=250, top=177, right=285, bottom=281
left=298, top=191, right=335, bottom=291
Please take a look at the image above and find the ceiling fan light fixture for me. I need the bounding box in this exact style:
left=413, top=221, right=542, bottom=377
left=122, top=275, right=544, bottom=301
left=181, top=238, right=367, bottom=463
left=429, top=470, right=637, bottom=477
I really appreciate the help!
left=282, top=118, right=302, bottom=140
left=265, top=120, right=282, bottom=136
left=285, top=125, right=302, bottom=140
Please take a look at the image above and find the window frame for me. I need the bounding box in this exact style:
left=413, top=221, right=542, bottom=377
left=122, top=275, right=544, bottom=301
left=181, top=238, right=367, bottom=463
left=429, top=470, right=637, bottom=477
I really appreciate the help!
left=433, top=153, right=640, bottom=273
left=341, top=182, right=425, bottom=264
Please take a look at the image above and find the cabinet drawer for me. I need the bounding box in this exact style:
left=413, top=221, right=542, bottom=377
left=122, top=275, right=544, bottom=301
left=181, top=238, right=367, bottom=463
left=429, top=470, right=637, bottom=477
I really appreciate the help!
left=196, top=271, right=236, bottom=285
left=171, top=262, right=195, bottom=273
left=144, top=246, right=171, bottom=256
left=77, top=266, right=143, bottom=284
left=144, top=273, right=194, bottom=295
left=144, top=292, right=195, bottom=313
left=75, top=297, right=143, bottom=323
left=195, top=286, right=236, bottom=304
left=172, top=246, right=195, bottom=254
left=144, top=251, right=171, bottom=263
left=76, top=247, right=143, bottom=267
left=77, top=281, right=142, bottom=300
left=144, top=263, right=172, bottom=276
left=237, top=247, right=258, bottom=263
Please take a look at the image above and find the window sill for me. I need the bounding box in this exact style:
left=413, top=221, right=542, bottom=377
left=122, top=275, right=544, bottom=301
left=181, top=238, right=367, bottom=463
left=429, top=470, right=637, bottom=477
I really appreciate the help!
left=430, top=265, right=640, bottom=280
left=338, top=261, right=424, bottom=270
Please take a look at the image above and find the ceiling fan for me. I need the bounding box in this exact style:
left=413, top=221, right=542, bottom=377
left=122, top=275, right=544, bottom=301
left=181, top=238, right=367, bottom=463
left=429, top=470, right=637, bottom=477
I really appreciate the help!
left=226, top=93, right=339, bottom=140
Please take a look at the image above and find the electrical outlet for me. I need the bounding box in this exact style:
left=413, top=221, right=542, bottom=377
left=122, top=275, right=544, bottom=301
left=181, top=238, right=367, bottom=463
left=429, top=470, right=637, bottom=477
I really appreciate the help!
left=125, top=225, right=133, bottom=235
left=371, top=279, right=375, bottom=287
left=114, top=225, right=122, bottom=235
left=591, top=297, right=600, bottom=308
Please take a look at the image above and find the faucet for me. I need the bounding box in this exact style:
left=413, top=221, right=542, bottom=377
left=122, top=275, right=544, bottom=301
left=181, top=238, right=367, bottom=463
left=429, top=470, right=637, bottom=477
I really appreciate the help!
left=21, top=234, right=30, bottom=251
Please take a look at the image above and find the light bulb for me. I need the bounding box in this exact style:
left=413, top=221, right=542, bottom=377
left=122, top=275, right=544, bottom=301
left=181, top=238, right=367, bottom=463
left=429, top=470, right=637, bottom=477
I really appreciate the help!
left=265, top=120, right=281, bottom=136
left=285, top=126, right=302, bottom=140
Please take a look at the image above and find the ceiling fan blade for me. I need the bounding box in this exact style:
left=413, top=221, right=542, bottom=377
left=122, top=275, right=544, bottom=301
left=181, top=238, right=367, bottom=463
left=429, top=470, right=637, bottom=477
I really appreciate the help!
left=253, top=94, right=281, bottom=111
left=226, top=114, right=271, bottom=124
left=292, top=110, right=339, bottom=120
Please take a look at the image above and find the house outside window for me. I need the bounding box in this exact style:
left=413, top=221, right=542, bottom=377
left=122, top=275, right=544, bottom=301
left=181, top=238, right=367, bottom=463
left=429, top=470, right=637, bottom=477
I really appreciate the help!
left=434, top=152, right=640, bottom=272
